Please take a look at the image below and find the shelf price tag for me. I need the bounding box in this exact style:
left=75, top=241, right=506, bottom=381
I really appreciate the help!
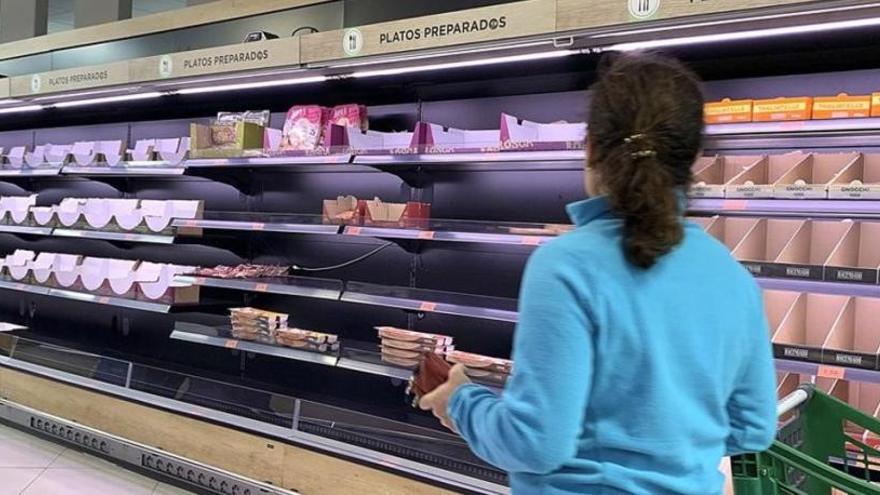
left=225, top=339, right=239, bottom=349
left=347, top=227, right=362, bottom=236
left=97, top=297, right=110, bottom=304
left=520, top=236, right=542, bottom=246
left=419, top=302, right=437, bottom=312
left=817, top=365, right=846, bottom=380
left=251, top=222, right=266, bottom=231
left=253, top=283, right=269, bottom=292
left=417, top=231, right=435, bottom=240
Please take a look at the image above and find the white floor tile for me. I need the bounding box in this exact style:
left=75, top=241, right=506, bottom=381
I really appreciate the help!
left=0, top=425, right=65, bottom=468
left=49, top=448, right=120, bottom=471
left=23, top=467, right=158, bottom=495
left=153, top=482, right=198, bottom=495
left=0, top=467, right=43, bottom=495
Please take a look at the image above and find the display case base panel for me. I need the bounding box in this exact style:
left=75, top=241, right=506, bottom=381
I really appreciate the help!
left=0, top=367, right=465, bottom=495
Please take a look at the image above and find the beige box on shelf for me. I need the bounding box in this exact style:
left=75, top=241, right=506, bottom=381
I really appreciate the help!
left=773, top=152, right=861, bottom=199
left=729, top=218, right=806, bottom=277
left=690, top=155, right=763, bottom=198
left=137, top=263, right=199, bottom=305
left=828, top=153, right=880, bottom=199
left=753, top=97, right=813, bottom=122
left=726, top=153, right=807, bottom=199
left=812, top=93, right=872, bottom=120
left=824, top=221, right=880, bottom=284
left=189, top=122, right=264, bottom=159
left=773, top=220, right=851, bottom=280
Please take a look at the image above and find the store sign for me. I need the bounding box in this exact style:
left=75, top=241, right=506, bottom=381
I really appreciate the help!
left=11, top=62, right=129, bottom=96
left=301, top=0, right=556, bottom=62
left=558, top=0, right=817, bottom=31
left=129, top=37, right=300, bottom=83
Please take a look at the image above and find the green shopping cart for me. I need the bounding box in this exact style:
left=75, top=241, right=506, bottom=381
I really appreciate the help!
left=733, top=384, right=880, bottom=494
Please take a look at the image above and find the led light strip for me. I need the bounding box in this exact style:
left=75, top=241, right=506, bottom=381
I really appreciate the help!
left=51, top=92, right=164, bottom=108
left=606, top=15, right=880, bottom=51
left=351, top=49, right=578, bottom=78
left=174, top=75, right=330, bottom=95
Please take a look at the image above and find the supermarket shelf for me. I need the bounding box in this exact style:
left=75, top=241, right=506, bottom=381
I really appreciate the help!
left=776, top=359, right=880, bottom=384
left=341, top=282, right=518, bottom=323
left=706, top=118, right=880, bottom=136
left=0, top=279, right=179, bottom=313
left=353, top=150, right=585, bottom=171
left=343, top=224, right=554, bottom=246
left=757, top=278, right=880, bottom=298
left=62, top=163, right=186, bottom=176
left=170, top=330, right=339, bottom=367
left=0, top=168, right=61, bottom=177
left=176, top=275, right=343, bottom=301
left=52, top=228, right=176, bottom=244
left=0, top=224, right=53, bottom=236
left=0, top=322, right=25, bottom=332
left=172, top=214, right=342, bottom=235
left=186, top=155, right=353, bottom=168
left=689, top=198, right=880, bottom=218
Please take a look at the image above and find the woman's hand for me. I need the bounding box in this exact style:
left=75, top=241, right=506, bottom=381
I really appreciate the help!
left=418, top=364, right=472, bottom=432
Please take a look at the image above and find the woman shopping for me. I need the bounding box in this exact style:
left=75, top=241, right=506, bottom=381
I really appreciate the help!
left=419, top=52, right=777, bottom=495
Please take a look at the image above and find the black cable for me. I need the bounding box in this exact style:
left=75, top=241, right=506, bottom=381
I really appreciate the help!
left=291, top=26, right=319, bottom=37
left=291, top=241, right=394, bottom=272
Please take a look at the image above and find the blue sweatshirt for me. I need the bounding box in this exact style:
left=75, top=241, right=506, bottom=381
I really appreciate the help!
left=449, top=196, right=777, bottom=495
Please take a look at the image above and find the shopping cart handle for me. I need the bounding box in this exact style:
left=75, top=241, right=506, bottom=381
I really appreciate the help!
left=777, top=384, right=814, bottom=418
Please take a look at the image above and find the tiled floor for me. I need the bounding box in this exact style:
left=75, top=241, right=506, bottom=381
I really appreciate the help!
left=0, top=423, right=197, bottom=495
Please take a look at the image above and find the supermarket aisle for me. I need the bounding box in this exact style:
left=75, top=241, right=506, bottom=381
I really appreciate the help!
left=0, top=423, right=196, bottom=495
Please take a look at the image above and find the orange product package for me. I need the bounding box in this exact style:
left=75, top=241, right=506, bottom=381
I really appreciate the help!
left=872, top=93, right=880, bottom=117
left=704, top=98, right=753, bottom=124
left=812, top=93, right=871, bottom=120
left=753, top=97, right=813, bottom=122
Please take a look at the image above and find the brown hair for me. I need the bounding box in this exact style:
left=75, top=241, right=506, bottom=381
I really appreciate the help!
left=588, top=52, right=704, bottom=269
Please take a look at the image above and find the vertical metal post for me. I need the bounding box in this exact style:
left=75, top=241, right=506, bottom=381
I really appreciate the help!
left=292, top=399, right=302, bottom=432
left=124, top=362, right=133, bottom=388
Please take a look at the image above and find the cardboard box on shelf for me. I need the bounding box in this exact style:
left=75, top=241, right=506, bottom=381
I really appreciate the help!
left=55, top=198, right=88, bottom=228
left=690, top=155, right=763, bottom=198
left=685, top=215, right=719, bottom=231
left=414, top=122, right=501, bottom=153
left=323, top=195, right=365, bottom=225
left=141, top=200, right=203, bottom=234
left=0, top=195, right=36, bottom=225
left=828, top=153, right=880, bottom=199
left=499, top=113, right=586, bottom=149
left=4, top=250, right=36, bottom=282
left=44, top=144, right=72, bottom=167
left=155, top=137, right=189, bottom=164
left=704, top=98, right=754, bottom=124
left=729, top=218, right=805, bottom=278
left=29, top=206, right=56, bottom=227
left=345, top=128, right=415, bottom=153
left=753, top=97, right=813, bottom=122
left=812, top=93, right=872, bottom=120
left=31, top=253, right=57, bottom=285
left=24, top=145, right=47, bottom=168
left=128, top=139, right=156, bottom=162
left=48, top=254, right=83, bottom=289
left=364, top=198, right=430, bottom=227
left=773, top=152, right=861, bottom=199
left=726, top=153, right=807, bottom=199
left=5, top=146, right=27, bottom=169
left=774, top=220, right=852, bottom=281
left=824, top=221, right=880, bottom=284
left=189, top=121, right=265, bottom=158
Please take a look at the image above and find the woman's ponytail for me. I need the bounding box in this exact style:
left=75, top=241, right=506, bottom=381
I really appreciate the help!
left=588, top=54, right=704, bottom=269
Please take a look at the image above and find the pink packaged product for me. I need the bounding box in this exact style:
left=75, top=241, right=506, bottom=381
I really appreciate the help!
left=327, top=104, right=368, bottom=131
left=281, top=105, right=326, bottom=151
left=375, top=326, right=453, bottom=346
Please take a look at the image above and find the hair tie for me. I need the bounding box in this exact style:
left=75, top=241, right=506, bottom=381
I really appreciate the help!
left=624, top=134, right=657, bottom=159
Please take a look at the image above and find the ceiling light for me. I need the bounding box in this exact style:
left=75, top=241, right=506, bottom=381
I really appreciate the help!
left=607, top=16, right=880, bottom=51
left=52, top=92, right=163, bottom=108
left=175, top=76, right=329, bottom=95
left=351, top=50, right=577, bottom=78
left=0, top=105, right=43, bottom=114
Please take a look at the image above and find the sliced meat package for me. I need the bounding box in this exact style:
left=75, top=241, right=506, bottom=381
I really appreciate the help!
left=275, top=328, right=339, bottom=345
left=381, top=338, right=453, bottom=353
left=446, top=350, right=513, bottom=374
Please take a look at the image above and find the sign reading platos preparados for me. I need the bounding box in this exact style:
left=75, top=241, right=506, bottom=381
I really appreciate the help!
left=304, top=0, right=556, bottom=62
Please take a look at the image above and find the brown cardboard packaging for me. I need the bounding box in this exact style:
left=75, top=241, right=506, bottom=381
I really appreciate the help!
left=828, top=153, right=880, bottom=199
left=872, top=93, right=880, bottom=117
left=812, top=93, right=871, bottom=120
left=728, top=218, right=805, bottom=277
left=773, top=220, right=851, bottom=280
left=824, top=221, right=880, bottom=284
left=704, top=98, right=753, bottom=124
left=322, top=196, right=365, bottom=225
left=726, top=153, right=806, bottom=199
left=189, top=121, right=265, bottom=158
left=753, top=97, right=813, bottom=122
left=691, top=155, right=763, bottom=198
left=363, top=198, right=431, bottom=227
left=773, top=152, right=861, bottom=199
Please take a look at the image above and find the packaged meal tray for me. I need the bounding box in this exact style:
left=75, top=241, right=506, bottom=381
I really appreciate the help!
left=229, top=307, right=289, bottom=324
left=282, top=105, right=326, bottom=151
left=275, top=327, right=339, bottom=345
left=216, top=110, right=271, bottom=126
left=375, top=326, right=453, bottom=346
left=381, top=345, right=454, bottom=361
left=276, top=338, right=339, bottom=353
left=381, top=338, right=454, bottom=353
left=446, top=350, right=512, bottom=374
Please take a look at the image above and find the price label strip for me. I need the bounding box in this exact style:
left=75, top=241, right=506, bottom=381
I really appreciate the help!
left=817, top=365, right=846, bottom=380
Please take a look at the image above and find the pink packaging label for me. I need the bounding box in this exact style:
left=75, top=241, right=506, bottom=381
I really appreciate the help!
left=282, top=105, right=326, bottom=151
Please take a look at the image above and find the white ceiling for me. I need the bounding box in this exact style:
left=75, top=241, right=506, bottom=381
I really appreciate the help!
left=47, top=0, right=187, bottom=33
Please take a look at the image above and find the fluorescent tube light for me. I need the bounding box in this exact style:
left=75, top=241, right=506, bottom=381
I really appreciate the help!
left=351, top=50, right=578, bottom=78
left=0, top=99, right=21, bottom=106
left=608, top=16, right=880, bottom=51
left=176, top=76, right=328, bottom=95
left=52, top=92, right=163, bottom=108
left=0, top=105, right=43, bottom=115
